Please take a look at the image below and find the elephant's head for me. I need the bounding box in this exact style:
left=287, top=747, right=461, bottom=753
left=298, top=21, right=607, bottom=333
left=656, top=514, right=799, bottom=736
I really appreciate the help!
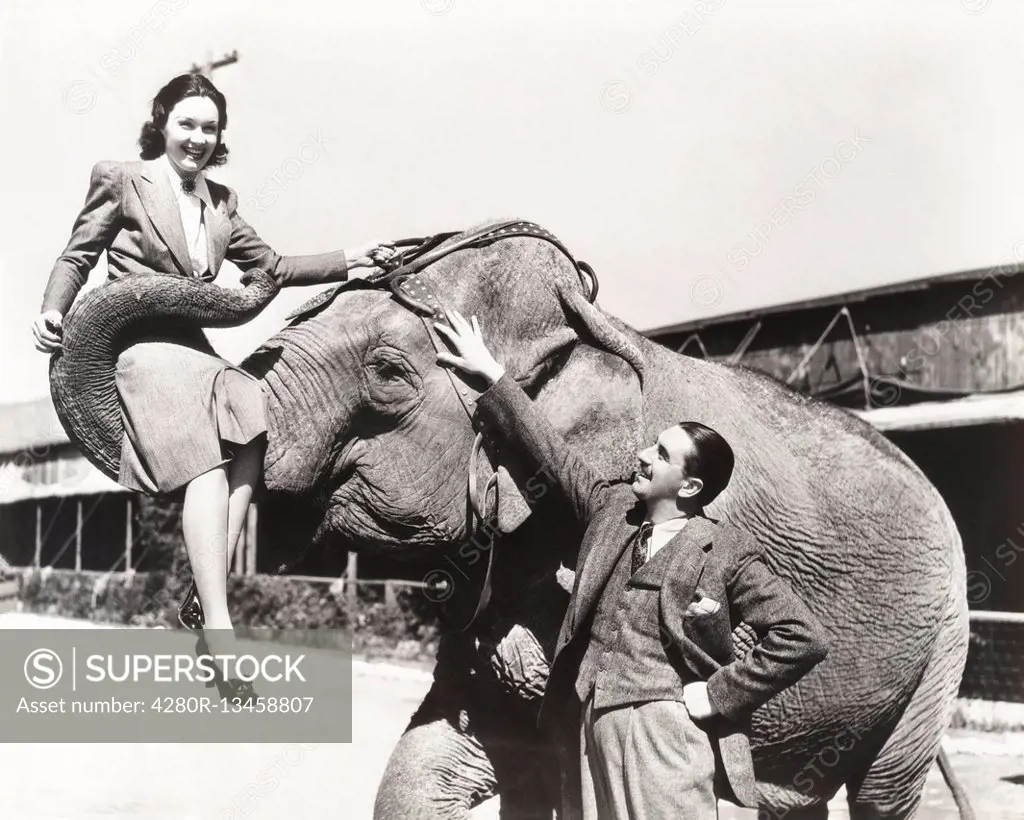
left=246, top=223, right=647, bottom=558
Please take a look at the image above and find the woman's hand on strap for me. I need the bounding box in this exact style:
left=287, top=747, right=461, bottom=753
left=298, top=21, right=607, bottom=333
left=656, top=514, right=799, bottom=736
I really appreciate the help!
left=434, top=309, right=506, bottom=387
left=32, top=310, right=63, bottom=353
left=345, top=239, right=398, bottom=280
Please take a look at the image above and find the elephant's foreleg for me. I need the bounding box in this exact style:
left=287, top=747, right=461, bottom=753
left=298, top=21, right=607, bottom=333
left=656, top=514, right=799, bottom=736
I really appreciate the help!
left=373, top=682, right=559, bottom=820
left=374, top=714, right=497, bottom=820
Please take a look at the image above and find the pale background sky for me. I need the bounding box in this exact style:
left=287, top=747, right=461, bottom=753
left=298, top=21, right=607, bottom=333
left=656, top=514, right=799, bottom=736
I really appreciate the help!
left=3, top=0, right=1024, bottom=405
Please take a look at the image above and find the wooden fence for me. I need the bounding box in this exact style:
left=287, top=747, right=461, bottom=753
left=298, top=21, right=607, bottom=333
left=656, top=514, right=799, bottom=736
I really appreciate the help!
left=0, top=574, right=18, bottom=614
left=1, top=565, right=427, bottom=611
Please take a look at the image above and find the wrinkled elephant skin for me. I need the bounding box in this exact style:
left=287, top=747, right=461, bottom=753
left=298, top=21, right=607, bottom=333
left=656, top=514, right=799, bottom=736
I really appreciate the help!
left=78, top=225, right=968, bottom=820
left=245, top=230, right=967, bottom=820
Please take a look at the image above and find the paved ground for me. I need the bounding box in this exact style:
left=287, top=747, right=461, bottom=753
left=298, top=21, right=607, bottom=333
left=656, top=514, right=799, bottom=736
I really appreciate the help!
left=1, top=613, right=1022, bottom=819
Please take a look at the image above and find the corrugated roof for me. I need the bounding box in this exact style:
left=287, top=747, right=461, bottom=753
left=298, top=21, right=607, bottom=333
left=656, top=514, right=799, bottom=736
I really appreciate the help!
left=642, top=259, right=1024, bottom=337
left=852, top=390, right=1024, bottom=432
left=0, top=455, right=129, bottom=502
left=0, top=396, right=71, bottom=455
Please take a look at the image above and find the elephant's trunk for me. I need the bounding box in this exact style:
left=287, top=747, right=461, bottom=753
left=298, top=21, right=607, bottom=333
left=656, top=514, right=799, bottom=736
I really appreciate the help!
left=48, top=270, right=279, bottom=482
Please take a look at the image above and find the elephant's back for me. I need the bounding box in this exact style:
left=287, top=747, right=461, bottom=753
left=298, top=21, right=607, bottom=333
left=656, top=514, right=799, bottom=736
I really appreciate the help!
left=631, top=332, right=966, bottom=766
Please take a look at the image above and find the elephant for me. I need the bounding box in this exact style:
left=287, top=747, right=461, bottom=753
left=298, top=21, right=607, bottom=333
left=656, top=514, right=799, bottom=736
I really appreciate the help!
left=50, top=219, right=971, bottom=819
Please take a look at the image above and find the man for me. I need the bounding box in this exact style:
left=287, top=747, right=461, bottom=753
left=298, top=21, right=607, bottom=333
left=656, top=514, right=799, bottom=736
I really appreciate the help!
left=435, top=309, right=829, bottom=819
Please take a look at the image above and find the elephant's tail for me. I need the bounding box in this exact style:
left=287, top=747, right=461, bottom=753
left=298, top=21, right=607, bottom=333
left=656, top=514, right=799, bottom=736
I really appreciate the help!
left=936, top=745, right=976, bottom=820
left=48, top=270, right=279, bottom=481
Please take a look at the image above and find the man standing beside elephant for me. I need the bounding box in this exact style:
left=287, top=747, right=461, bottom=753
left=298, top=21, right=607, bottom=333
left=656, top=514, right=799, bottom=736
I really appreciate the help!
left=434, top=308, right=830, bottom=819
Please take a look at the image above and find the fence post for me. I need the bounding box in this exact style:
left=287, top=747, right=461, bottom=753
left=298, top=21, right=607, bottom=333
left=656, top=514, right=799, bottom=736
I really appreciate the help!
left=75, top=499, right=82, bottom=572
left=384, top=580, right=398, bottom=610
left=124, top=496, right=133, bottom=571
left=0, top=574, right=17, bottom=614
left=34, top=502, right=41, bottom=568
left=246, top=505, right=258, bottom=576
left=345, top=553, right=358, bottom=612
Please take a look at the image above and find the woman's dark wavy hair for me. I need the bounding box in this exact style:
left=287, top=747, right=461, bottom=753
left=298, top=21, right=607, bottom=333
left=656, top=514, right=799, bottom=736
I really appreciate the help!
left=138, top=73, right=229, bottom=166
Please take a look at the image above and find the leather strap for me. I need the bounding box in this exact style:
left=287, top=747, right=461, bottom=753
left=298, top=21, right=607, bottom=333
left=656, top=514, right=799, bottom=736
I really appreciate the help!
left=468, top=431, right=499, bottom=528
left=392, top=271, right=500, bottom=632
left=400, top=277, right=502, bottom=527
left=376, top=220, right=599, bottom=313
left=385, top=221, right=600, bottom=631
left=284, top=220, right=598, bottom=322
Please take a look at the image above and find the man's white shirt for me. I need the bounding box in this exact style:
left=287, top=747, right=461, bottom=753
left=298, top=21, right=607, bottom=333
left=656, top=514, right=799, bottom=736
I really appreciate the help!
left=643, top=515, right=690, bottom=561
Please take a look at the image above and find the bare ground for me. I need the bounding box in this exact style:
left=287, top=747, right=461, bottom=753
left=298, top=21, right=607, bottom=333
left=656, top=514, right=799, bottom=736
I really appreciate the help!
left=1, top=613, right=1020, bottom=820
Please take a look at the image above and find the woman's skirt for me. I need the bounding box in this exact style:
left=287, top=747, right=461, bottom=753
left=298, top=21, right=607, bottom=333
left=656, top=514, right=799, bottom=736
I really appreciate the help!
left=115, top=339, right=268, bottom=495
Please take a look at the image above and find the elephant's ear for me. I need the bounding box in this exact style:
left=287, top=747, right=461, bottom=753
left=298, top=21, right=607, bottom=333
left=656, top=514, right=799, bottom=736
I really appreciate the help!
left=488, top=266, right=647, bottom=533
left=553, top=283, right=645, bottom=390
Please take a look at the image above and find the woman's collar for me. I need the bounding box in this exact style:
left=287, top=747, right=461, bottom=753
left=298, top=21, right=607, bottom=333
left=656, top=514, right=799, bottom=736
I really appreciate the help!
left=160, top=152, right=212, bottom=205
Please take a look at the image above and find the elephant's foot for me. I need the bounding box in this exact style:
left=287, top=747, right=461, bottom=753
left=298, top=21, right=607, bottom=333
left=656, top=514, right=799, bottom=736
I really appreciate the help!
left=374, top=684, right=558, bottom=820
left=374, top=716, right=495, bottom=819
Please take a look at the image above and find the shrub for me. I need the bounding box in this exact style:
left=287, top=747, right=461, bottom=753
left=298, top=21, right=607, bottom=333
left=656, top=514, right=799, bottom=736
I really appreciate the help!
left=16, top=569, right=439, bottom=661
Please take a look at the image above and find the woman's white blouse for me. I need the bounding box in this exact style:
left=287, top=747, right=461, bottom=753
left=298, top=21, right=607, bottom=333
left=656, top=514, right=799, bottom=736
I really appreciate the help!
left=160, top=152, right=211, bottom=276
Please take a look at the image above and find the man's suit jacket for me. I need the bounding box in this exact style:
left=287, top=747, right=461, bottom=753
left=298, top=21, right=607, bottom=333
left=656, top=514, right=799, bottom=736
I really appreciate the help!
left=41, top=159, right=350, bottom=316
left=475, top=374, right=829, bottom=808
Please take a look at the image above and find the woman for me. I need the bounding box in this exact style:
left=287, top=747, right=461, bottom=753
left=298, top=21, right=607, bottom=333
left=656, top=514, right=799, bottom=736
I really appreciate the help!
left=31, top=73, right=395, bottom=703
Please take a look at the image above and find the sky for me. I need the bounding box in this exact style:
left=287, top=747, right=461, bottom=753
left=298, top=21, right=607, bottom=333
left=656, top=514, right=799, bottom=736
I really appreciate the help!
left=3, top=0, right=1024, bottom=405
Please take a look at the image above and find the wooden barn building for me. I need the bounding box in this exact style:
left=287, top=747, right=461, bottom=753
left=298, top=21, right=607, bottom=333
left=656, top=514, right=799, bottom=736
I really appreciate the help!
left=0, top=397, right=259, bottom=577
left=0, top=396, right=407, bottom=584
left=0, top=397, right=134, bottom=573
left=644, top=260, right=1024, bottom=703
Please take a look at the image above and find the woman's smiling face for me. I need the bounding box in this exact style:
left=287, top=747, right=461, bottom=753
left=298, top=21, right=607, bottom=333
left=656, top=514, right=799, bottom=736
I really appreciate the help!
left=161, top=95, right=219, bottom=176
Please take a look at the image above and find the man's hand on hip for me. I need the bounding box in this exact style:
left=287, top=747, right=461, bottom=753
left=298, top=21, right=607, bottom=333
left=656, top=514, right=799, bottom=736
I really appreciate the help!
left=683, top=682, right=718, bottom=721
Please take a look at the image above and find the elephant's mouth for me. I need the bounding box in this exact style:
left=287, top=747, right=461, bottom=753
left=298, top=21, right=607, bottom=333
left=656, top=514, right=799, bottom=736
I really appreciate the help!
left=320, top=483, right=461, bottom=556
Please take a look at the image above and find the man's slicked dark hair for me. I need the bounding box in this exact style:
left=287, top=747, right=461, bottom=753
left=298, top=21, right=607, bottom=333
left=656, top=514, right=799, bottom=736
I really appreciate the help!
left=138, top=73, right=229, bottom=165
left=677, top=421, right=734, bottom=507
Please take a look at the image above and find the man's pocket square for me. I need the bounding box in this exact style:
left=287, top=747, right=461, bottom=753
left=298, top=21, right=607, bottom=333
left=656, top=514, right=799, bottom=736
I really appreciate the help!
left=685, top=596, right=721, bottom=617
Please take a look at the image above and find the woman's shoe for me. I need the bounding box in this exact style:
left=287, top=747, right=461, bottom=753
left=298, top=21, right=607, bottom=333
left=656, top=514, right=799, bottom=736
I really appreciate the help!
left=193, top=636, right=220, bottom=690
left=218, top=677, right=261, bottom=707
left=177, top=580, right=204, bottom=632
left=193, top=636, right=259, bottom=704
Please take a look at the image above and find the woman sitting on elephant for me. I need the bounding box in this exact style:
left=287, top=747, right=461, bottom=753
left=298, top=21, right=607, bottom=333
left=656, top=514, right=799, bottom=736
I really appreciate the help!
left=31, top=72, right=395, bottom=703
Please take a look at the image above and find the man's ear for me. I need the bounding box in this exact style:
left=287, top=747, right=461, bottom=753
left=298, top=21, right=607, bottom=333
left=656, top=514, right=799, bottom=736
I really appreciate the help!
left=677, top=477, right=703, bottom=502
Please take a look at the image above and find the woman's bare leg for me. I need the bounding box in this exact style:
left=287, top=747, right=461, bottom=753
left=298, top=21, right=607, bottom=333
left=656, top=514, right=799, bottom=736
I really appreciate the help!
left=181, top=442, right=264, bottom=697
left=225, top=437, right=265, bottom=569
left=182, top=465, right=232, bottom=633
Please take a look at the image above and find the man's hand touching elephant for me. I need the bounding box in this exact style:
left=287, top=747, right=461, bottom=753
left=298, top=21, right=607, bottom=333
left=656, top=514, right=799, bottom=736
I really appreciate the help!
left=434, top=309, right=506, bottom=387
left=32, top=310, right=63, bottom=353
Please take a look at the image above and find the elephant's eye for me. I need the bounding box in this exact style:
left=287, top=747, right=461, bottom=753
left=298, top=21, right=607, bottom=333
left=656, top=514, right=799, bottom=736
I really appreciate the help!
left=370, top=359, right=403, bottom=380
left=364, top=348, right=419, bottom=395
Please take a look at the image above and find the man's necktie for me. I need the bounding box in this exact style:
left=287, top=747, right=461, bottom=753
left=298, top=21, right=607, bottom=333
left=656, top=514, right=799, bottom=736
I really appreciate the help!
left=631, top=522, right=653, bottom=575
